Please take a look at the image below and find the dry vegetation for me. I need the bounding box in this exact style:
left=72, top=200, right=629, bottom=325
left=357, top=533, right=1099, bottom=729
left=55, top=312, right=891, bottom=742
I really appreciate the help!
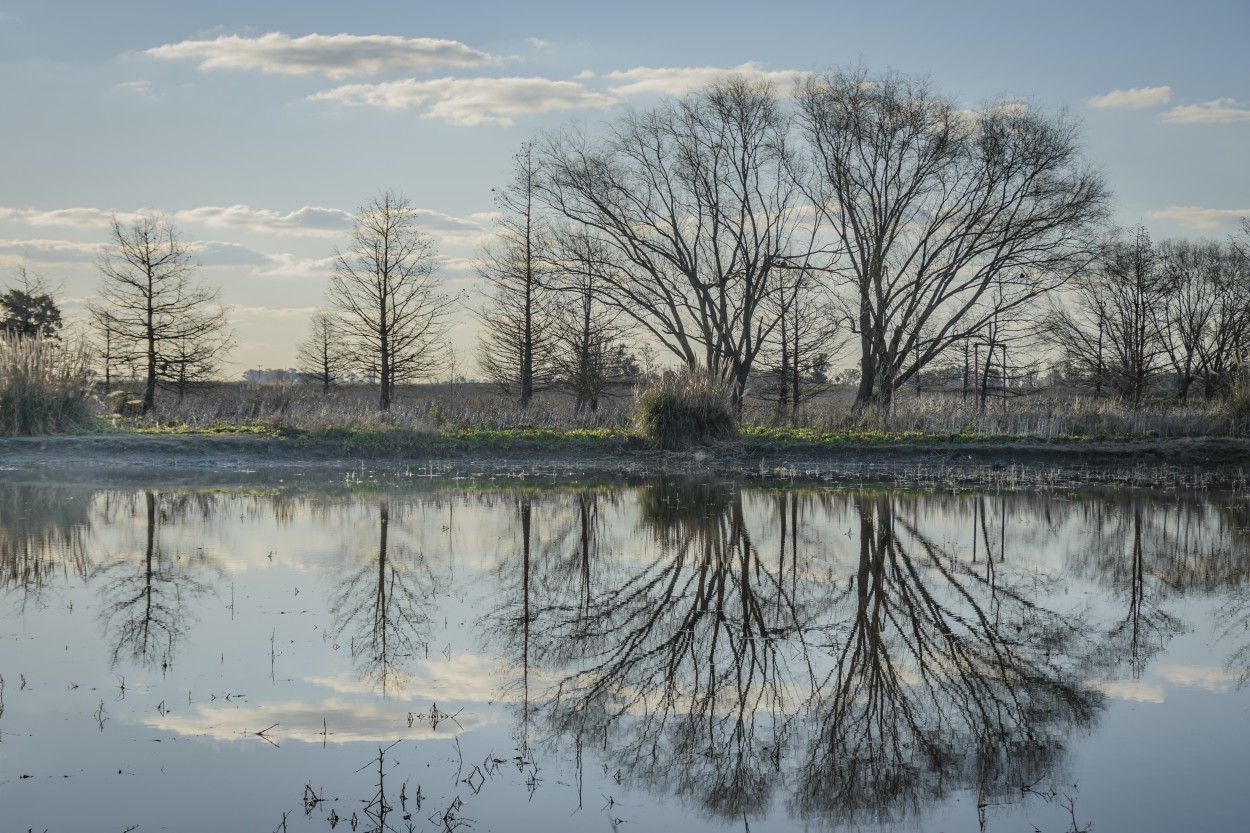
left=94, top=377, right=1249, bottom=443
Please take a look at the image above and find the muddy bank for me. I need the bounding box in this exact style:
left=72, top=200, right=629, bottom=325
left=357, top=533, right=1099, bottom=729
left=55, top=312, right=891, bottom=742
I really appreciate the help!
left=2, top=432, right=1248, bottom=491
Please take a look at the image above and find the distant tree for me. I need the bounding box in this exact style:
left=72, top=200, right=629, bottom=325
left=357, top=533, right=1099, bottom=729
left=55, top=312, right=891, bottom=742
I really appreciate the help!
left=1, top=264, right=63, bottom=339
left=476, top=143, right=559, bottom=407
left=328, top=191, right=454, bottom=411
left=797, top=67, right=1109, bottom=418
left=755, top=265, right=838, bottom=423
left=295, top=309, right=352, bottom=393
left=1047, top=227, right=1169, bottom=404
left=1157, top=238, right=1250, bottom=400
left=546, top=230, right=637, bottom=413
left=90, top=214, right=232, bottom=413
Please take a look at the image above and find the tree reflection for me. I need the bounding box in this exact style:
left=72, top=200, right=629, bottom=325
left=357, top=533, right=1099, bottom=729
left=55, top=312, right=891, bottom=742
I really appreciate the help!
left=499, top=483, right=1107, bottom=826
left=1069, top=498, right=1249, bottom=678
left=508, top=480, right=821, bottom=820
left=0, top=483, right=95, bottom=607
left=793, top=494, right=1103, bottom=827
left=328, top=501, right=440, bottom=695
left=93, top=491, right=218, bottom=671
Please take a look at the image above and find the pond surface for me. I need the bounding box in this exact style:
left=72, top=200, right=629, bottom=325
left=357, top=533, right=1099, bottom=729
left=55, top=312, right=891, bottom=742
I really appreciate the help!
left=2, top=474, right=1249, bottom=832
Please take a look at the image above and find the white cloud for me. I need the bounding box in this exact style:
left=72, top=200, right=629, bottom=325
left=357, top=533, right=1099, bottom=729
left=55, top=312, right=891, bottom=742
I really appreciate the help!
left=606, top=62, right=810, bottom=97
left=1162, top=97, right=1250, bottom=124
left=1146, top=206, right=1250, bottom=230
left=175, top=204, right=354, bottom=237
left=1086, top=85, right=1172, bottom=109
left=0, top=238, right=100, bottom=264
left=252, top=253, right=337, bottom=280
left=231, top=305, right=321, bottom=319
left=189, top=240, right=270, bottom=267
left=0, top=207, right=144, bottom=229
left=145, top=32, right=499, bottom=79
left=311, top=75, right=615, bottom=126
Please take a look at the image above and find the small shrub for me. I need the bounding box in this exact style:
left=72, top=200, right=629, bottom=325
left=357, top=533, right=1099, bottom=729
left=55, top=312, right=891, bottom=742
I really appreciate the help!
left=633, top=369, right=737, bottom=449
left=0, top=333, right=95, bottom=436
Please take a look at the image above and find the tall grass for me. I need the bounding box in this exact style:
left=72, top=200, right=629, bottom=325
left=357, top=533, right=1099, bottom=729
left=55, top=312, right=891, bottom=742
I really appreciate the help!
left=633, top=369, right=737, bottom=449
left=0, top=333, right=95, bottom=436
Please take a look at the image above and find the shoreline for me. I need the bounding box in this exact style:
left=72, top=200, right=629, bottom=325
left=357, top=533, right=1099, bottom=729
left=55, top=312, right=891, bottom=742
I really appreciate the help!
left=2, top=432, right=1248, bottom=491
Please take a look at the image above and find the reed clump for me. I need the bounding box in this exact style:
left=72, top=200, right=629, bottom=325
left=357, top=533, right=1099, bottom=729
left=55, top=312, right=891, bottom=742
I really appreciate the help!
left=0, top=332, right=95, bottom=436
left=633, top=369, right=737, bottom=449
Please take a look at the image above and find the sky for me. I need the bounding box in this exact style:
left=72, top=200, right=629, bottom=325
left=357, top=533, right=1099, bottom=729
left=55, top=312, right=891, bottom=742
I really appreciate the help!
left=1, top=0, right=1247, bottom=376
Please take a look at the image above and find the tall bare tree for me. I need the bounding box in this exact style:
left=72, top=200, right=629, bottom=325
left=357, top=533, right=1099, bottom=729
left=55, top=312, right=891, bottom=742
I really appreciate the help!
left=536, top=78, right=826, bottom=409
left=476, top=143, right=558, bottom=407
left=797, top=67, right=1109, bottom=417
left=91, top=214, right=232, bottom=413
left=295, top=309, right=352, bottom=393
left=328, top=191, right=454, bottom=410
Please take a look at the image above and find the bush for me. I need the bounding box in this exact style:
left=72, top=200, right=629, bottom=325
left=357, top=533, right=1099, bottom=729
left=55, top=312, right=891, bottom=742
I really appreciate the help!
left=0, top=333, right=95, bottom=435
left=633, top=369, right=737, bottom=449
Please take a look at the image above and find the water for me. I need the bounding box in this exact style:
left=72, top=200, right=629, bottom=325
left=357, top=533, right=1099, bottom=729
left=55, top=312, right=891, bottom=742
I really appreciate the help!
left=2, top=475, right=1248, bottom=832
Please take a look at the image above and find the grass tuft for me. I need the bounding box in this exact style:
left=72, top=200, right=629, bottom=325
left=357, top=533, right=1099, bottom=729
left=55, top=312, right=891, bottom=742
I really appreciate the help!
left=633, top=369, right=737, bottom=450
left=0, top=333, right=95, bottom=436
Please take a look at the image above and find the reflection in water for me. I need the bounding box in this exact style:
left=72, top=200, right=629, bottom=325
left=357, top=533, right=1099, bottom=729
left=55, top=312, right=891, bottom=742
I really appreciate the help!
left=2, top=479, right=1248, bottom=833
left=0, top=484, right=94, bottom=605
left=505, top=482, right=1111, bottom=825
left=328, top=500, right=440, bottom=695
left=92, top=491, right=219, bottom=671
left=795, top=494, right=1102, bottom=827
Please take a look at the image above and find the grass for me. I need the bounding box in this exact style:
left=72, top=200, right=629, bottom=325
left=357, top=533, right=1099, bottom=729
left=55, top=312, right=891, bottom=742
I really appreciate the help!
left=38, top=375, right=1250, bottom=452
left=0, top=332, right=94, bottom=436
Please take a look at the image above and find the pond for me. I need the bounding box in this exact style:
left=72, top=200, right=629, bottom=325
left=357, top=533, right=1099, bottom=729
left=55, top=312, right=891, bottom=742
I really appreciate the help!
left=2, top=473, right=1249, bottom=832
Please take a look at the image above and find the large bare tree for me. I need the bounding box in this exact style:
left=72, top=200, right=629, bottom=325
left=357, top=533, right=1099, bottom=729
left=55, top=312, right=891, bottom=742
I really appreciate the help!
left=91, top=214, right=232, bottom=413
left=797, top=67, right=1109, bottom=417
left=328, top=191, right=454, bottom=410
left=535, top=78, right=826, bottom=409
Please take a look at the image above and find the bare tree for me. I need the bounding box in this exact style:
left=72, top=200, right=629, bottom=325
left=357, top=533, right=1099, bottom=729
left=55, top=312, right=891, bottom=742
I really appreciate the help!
left=476, top=143, right=559, bottom=407
left=1048, top=227, right=1170, bottom=404
left=536, top=78, right=826, bottom=410
left=328, top=191, right=454, bottom=410
left=547, top=230, right=638, bottom=412
left=797, top=67, right=1109, bottom=418
left=755, top=265, right=838, bottom=423
left=90, top=214, right=232, bottom=413
left=1158, top=238, right=1250, bottom=400
left=295, top=309, right=352, bottom=393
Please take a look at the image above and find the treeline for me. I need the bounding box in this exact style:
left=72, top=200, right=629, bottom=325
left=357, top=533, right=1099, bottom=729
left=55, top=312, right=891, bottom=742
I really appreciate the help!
left=12, top=66, right=1248, bottom=421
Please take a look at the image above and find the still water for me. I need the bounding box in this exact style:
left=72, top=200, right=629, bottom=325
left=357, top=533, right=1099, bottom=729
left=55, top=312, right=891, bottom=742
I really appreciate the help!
left=2, top=475, right=1248, bottom=832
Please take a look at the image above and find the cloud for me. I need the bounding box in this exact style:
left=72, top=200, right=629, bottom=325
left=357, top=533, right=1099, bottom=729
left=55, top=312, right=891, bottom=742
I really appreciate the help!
left=231, top=305, right=321, bottom=319
left=1146, top=206, right=1250, bottom=230
left=1161, top=97, right=1250, bottom=124
left=189, top=240, right=270, bottom=267
left=145, top=32, right=499, bottom=79
left=606, top=62, right=811, bottom=97
left=1086, top=85, right=1172, bottom=109
left=311, top=75, right=615, bottom=126
left=0, top=207, right=144, bottom=229
left=252, top=252, right=337, bottom=280
left=175, top=204, right=354, bottom=237
left=0, top=238, right=100, bottom=264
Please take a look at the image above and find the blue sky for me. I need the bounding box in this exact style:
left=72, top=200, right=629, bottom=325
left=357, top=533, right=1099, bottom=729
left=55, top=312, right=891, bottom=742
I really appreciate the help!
left=1, top=0, right=1247, bottom=373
